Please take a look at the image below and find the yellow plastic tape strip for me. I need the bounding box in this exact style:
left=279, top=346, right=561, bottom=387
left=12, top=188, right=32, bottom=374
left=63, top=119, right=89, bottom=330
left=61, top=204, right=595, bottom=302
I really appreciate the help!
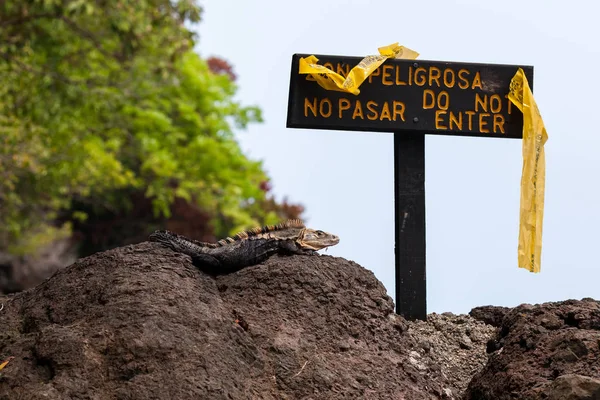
left=298, top=43, right=419, bottom=95
left=0, top=356, right=14, bottom=372
left=508, top=68, right=548, bottom=273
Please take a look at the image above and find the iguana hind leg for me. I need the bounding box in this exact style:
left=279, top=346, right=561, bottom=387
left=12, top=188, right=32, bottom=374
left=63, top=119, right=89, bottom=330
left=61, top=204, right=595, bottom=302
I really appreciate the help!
left=191, top=253, right=221, bottom=271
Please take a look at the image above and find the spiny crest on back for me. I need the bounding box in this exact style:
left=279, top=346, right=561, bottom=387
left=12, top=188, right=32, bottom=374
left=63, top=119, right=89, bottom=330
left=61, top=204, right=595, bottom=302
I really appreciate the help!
left=149, top=229, right=220, bottom=249
left=215, top=219, right=305, bottom=246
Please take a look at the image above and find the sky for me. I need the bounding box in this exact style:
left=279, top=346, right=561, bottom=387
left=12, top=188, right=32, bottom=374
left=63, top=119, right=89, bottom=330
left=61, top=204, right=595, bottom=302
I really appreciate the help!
left=194, top=0, right=600, bottom=314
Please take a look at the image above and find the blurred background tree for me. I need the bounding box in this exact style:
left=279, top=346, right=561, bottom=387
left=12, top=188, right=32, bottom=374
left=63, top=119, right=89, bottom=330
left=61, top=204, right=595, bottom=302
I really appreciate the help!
left=0, top=0, right=303, bottom=291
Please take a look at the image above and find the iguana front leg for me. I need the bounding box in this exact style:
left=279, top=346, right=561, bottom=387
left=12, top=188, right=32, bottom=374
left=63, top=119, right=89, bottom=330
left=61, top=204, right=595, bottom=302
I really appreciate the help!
left=278, top=240, right=318, bottom=256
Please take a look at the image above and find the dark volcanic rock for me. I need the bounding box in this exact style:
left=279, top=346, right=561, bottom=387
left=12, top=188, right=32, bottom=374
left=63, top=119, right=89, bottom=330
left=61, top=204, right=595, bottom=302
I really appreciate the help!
left=469, top=305, right=510, bottom=328
left=405, top=313, right=495, bottom=398
left=465, top=298, right=600, bottom=400
left=0, top=242, right=459, bottom=399
left=545, top=374, right=600, bottom=400
left=10, top=240, right=598, bottom=400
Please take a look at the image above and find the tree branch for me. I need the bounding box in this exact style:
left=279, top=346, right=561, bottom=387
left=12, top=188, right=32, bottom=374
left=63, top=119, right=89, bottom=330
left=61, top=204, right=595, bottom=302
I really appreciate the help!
left=59, top=16, right=118, bottom=61
left=0, top=13, right=58, bottom=27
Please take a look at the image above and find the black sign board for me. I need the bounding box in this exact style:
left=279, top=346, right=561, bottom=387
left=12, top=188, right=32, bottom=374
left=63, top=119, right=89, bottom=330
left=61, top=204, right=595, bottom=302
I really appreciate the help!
left=286, top=53, right=533, bottom=321
left=287, top=54, right=533, bottom=139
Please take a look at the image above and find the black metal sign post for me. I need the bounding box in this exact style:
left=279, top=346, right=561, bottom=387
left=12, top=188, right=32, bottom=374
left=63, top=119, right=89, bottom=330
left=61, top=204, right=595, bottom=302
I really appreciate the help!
left=286, top=54, right=533, bottom=321
left=394, top=131, right=426, bottom=322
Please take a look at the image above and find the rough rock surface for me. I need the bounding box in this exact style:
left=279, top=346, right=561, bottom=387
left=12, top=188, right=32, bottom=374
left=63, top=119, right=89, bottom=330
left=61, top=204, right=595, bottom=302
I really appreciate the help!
left=469, top=305, right=511, bottom=328
left=464, top=298, right=600, bottom=400
left=0, top=241, right=491, bottom=400
left=2, top=240, right=598, bottom=400
left=405, top=313, right=495, bottom=398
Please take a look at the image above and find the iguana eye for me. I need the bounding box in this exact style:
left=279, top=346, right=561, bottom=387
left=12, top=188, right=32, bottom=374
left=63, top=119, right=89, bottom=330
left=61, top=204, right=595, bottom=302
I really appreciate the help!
left=316, top=230, right=324, bottom=236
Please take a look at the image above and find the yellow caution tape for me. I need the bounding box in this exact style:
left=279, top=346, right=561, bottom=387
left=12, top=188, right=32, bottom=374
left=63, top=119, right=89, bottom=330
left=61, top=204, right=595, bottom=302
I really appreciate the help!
left=508, top=68, right=548, bottom=273
left=300, top=44, right=546, bottom=272
left=298, top=43, right=419, bottom=95
left=0, top=356, right=14, bottom=372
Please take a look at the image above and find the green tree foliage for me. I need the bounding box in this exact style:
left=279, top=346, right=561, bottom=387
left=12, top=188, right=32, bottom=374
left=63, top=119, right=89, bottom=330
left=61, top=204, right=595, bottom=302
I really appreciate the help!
left=0, top=0, right=295, bottom=254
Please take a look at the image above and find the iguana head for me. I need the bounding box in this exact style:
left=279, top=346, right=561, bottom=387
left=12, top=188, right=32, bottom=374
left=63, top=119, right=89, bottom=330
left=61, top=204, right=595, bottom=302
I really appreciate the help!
left=213, top=219, right=340, bottom=251
left=296, top=228, right=340, bottom=251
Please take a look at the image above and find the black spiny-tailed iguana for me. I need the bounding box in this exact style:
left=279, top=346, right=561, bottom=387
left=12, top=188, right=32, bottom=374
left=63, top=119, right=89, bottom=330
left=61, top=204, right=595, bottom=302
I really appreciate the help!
left=148, top=219, right=339, bottom=275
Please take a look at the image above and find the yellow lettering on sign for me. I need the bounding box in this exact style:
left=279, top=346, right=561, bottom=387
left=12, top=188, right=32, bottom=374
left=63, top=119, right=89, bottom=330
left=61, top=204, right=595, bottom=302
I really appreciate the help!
left=303, top=62, right=518, bottom=137
left=352, top=100, right=364, bottom=119
left=380, top=102, right=392, bottom=121
left=479, top=113, right=490, bottom=133
left=472, top=72, right=483, bottom=89
left=366, top=101, right=378, bottom=120
left=395, top=66, right=407, bottom=85
left=339, top=98, right=351, bottom=118
left=505, top=94, right=513, bottom=115
left=382, top=65, right=394, bottom=86
left=422, top=90, right=450, bottom=110
left=438, top=91, right=449, bottom=110
left=458, top=69, right=470, bottom=89
left=449, top=111, right=462, bottom=130
left=490, top=94, right=502, bottom=113
left=465, top=111, right=476, bottom=131
left=414, top=67, right=427, bottom=86
left=443, top=68, right=455, bottom=88
left=475, top=93, right=488, bottom=112
left=493, top=114, right=505, bottom=134
left=429, top=67, right=441, bottom=87
left=368, top=67, right=381, bottom=84
left=393, top=101, right=406, bottom=122
left=433, top=110, right=510, bottom=134
left=320, top=64, right=488, bottom=92
left=313, top=99, right=408, bottom=122
left=304, top=97, right=317, bottom=117
left=435, top=110, right=447, bottom=130
left=319, top=98, right=332, bottom=118
left=423, top=89, right=435, bottom=109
